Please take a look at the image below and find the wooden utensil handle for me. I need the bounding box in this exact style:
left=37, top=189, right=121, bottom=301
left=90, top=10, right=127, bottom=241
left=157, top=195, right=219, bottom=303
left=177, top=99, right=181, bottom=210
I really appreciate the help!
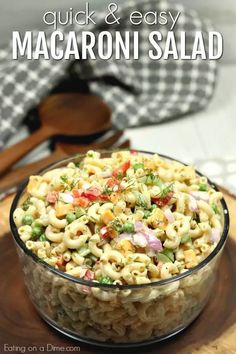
left=0, top=127, right=53, bottom=176
left=0, top=148, right=65, bottom=192
left=0, top=139, right=131, bottom=193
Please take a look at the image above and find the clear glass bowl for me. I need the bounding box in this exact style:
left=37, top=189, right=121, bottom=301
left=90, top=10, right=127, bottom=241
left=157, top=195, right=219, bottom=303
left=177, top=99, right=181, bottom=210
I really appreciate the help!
left=9, top=152, right=230, bottom=347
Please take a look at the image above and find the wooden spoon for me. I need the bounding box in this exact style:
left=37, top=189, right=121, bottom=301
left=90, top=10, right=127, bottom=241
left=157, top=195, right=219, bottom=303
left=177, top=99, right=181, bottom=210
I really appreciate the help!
left=0, top=131, right=130, bottom=193
left=0, top=93, right=111, bottom=176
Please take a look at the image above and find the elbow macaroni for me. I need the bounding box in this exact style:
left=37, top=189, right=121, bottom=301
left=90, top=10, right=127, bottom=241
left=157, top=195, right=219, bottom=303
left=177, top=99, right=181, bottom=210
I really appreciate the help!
left=13, top=150, right=226, bottom=344
left=14, top=150, right=224, bottom=284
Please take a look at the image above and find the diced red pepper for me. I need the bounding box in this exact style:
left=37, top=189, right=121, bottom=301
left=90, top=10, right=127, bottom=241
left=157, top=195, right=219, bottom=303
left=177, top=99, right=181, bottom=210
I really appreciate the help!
left=152, top=192, right=174, bottom=207
left=100, top=194, right=109, bottom=201
left=46, top=191, right=58, bottom=204
left=106, top=177, right=119, bottom=188
left=105, top=177, right=124, bottom=194
left=56, top=255, right=66, bottom=267
left=112, top=160, right=131, bottom=178
left=82, top=187, right=101, bottom=201
left=121, top=160, right=131, bottom=172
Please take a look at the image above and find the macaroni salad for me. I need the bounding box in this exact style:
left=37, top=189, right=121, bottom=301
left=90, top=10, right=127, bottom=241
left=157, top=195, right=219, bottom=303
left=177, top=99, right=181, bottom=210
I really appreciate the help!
left=14, top=150, right=223, bottom=286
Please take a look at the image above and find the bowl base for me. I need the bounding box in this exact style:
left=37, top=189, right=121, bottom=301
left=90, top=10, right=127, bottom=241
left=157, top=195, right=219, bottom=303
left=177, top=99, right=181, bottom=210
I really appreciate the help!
left=40, top=311, right=197, bottom=348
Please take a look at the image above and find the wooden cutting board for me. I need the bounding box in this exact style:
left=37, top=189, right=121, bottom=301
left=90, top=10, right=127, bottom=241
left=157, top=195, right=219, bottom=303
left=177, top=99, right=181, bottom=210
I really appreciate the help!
left=0, top=190, right=236, bottom=354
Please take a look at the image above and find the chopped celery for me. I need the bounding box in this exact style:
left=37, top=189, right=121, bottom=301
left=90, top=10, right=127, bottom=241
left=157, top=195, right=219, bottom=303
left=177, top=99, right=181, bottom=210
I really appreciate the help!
left=157, top=253, right=172, bottom=263
left=161, top=248, right=174, bottom=262
left=77, top=246, right=90, bottom=257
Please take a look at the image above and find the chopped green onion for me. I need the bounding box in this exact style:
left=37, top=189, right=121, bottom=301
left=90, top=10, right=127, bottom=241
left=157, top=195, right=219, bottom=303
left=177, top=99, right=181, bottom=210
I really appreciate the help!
left=22, top=215, right=34, bottom=226
left=66, top=213, right=76, bottom=224
left=98, top=276, right=113, bottom=284
left=199, top=184, right=208, bottom=191
left=122, top=223, right=134, bottom=233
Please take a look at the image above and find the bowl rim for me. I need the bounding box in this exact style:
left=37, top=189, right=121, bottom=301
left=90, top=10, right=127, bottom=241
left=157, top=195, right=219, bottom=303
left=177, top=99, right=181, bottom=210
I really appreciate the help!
left=9, top=150, right=230, bottom=290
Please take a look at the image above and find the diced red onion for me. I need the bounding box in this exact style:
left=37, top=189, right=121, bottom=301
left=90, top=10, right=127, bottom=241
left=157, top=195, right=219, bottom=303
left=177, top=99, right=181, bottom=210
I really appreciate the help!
left=164, top=209, right=175, bottom=223
left=134, top=221, right=144, bottom=232
left=211, top=228, right=221, bottom=243
left=189, top=195, right=198, bottom=212
left=143, top=232, right=163, bottom=251
left=117, top=227, right=163, bottom=252
left=59, top=192, right=74, bottom=204
left=141, top=228, right=162, bottom=251
left=148, top=240, right=163, bottom=251
left=190, top=191, right=209, bottom=202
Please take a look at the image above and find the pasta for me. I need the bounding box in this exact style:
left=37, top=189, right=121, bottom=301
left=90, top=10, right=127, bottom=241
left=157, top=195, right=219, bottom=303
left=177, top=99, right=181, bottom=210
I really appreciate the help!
left=13, top=150, right=226, bottom=344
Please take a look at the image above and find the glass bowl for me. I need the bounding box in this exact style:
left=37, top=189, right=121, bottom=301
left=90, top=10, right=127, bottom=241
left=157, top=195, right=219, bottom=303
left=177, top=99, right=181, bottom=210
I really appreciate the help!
left=9, top=151, right=230, bottom=347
